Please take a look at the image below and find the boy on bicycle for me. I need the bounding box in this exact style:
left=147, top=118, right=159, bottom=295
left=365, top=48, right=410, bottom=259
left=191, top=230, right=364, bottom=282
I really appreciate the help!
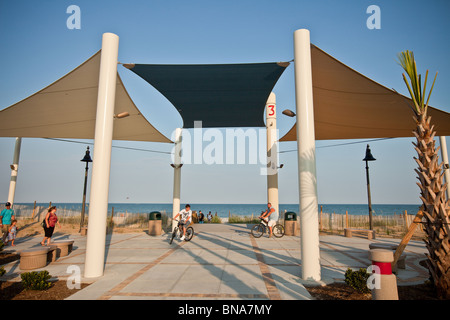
left=173, top=204, right=192, bottom=241
left=259, top=202, right=278, bottom=238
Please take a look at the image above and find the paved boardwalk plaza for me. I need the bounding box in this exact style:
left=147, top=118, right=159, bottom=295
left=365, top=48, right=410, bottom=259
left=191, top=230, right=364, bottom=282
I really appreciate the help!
left=1, top=224, right=429, bottom=300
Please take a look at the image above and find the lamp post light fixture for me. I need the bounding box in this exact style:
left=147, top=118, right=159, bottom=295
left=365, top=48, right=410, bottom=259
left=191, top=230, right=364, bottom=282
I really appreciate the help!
left=282, top=109, right=296, bottom=117
left=114, top=111, right=130, bottom=119
left=363, top=144, right=376, bottom=230
left=80, top=146, right=93, bottom=232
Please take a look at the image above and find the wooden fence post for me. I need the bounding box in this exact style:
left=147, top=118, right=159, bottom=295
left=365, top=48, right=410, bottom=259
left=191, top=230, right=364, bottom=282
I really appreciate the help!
left=111, top=206, right=115, bottom=224
left=345, top=211, right=348, bottom=229
left=31, top=201, right=36, bottom=219
left=320, top=206, right=323, bottom=231
left=403, top=210, right=409, bottom=231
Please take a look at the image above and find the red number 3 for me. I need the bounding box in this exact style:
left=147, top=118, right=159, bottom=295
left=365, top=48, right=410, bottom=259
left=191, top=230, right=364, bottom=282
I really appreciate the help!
left=268, top=105, right=275, bottom=116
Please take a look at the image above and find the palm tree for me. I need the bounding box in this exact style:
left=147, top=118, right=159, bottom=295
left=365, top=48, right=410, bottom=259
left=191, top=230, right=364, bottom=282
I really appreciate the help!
left=398, top=50, right=450, bottom=299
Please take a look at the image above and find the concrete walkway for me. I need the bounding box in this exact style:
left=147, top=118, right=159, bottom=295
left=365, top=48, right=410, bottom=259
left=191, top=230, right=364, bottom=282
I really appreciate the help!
left=0, top=224, right=429, bottom=300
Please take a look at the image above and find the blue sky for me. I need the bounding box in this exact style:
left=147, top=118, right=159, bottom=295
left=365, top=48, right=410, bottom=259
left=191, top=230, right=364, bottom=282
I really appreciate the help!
left=0, top=0, right=449, bottom=205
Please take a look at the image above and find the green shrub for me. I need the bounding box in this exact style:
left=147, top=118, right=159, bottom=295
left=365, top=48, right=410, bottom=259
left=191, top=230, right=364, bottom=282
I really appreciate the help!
left=0, top=240, right=4, bottom=252
left=209, top=216, right=222, bottom=224
left=20, top=270, right=53, bottom=290
left=228, top=215, right=260, bottom=224
left=344, top=268, right=370, bottom=294
left=0, top=266, right=5, bottom=277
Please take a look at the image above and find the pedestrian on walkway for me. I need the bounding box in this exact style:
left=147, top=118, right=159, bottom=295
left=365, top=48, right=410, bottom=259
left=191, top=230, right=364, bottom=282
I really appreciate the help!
left=0, top=202, right=15, bottom=243
left=41, top=206, right=61, bottom=246
left=7, top=220, right=17, bottom=246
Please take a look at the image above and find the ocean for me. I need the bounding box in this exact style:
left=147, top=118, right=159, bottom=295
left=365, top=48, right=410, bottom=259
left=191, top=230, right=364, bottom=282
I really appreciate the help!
left=15, top=203, right=421, bottom=218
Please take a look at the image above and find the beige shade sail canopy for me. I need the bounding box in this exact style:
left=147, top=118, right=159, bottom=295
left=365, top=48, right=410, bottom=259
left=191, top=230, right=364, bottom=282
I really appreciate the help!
left=0, top=51, right=172, bottom=143
left=280, top=45, right=450, bottom=142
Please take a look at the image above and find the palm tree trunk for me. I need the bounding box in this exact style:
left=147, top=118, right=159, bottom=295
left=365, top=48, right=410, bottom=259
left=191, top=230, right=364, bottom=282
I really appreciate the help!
left=413, top=113, right=450, bottom=299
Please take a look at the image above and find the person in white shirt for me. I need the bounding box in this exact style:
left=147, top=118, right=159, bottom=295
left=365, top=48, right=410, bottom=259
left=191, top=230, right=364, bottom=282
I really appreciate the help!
left=172, top=204, right=192, bottom=241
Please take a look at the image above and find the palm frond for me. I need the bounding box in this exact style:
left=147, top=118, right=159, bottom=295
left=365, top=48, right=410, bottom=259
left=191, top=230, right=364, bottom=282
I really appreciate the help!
left=424, top=71, right=438, bottom=114
left=397, top=50, right=437, bottom=116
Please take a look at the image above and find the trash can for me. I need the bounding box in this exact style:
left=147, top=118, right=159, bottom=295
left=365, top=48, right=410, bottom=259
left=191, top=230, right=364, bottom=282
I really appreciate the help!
left=284, top=211, right=299, bottom=236
left=285, top=212, right=297, bottom=221
left=148, top=211, right=162, bottom=236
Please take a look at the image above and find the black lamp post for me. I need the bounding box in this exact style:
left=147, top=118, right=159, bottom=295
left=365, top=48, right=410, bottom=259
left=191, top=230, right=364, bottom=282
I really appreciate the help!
left=80, top=146, right=92, bottom=232
left=363, top=144, right=376, bottom=230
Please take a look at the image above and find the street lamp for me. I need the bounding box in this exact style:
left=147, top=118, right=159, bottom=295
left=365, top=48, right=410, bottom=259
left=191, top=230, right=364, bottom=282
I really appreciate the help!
left=363, top=144, right=376, bottom=230
left=80, top=146, right=93, bottom=232
left=282, top=109, right=296, bottom=117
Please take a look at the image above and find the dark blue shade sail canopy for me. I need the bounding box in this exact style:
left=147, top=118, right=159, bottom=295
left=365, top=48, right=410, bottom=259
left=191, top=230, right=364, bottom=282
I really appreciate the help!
left=124, top=62, right=289, bottom=128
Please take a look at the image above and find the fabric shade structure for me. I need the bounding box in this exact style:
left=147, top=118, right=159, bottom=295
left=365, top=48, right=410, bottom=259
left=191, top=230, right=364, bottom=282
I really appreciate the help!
left=124, top=62, right=290, bottom=128
left=0, top=51, right=171, bottom=143
left=280, top=45, right=450, bottom=142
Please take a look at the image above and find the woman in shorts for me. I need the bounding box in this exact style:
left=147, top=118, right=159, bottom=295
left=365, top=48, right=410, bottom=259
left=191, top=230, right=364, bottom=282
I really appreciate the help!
left=41, top=206, right=61, bottom=246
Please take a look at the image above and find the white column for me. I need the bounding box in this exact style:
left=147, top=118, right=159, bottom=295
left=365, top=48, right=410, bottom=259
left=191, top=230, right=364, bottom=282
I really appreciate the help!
left=440, top=136, right=450, bottom=200
left=7, top=137, right=22, bottom=205
left=172, top=128, right=182, bottom=230
left=266, top=92, right=279, bottom=215
left=84, top=33, right=119, bottom=278
left=294, top=29, right=321, bottom=281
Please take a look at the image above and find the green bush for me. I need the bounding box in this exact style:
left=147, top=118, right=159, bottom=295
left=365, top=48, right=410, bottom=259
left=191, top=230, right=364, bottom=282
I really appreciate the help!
left=209, top=216, right=222, bottom=224
left=0, top=266, right=5, bottom=277
left=0, top=240, right=4, bottom=252
left=20, top=270, right=53, bottom=290
left=228, top=215, right=260, bottom=224
left=344, top=268, right=370, bottom=294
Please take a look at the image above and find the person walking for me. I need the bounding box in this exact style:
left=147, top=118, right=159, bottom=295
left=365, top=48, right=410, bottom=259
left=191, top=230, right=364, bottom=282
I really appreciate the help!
left=40, top=206, right=61, bottom=246
left=0, top=202, right=15, bottom=243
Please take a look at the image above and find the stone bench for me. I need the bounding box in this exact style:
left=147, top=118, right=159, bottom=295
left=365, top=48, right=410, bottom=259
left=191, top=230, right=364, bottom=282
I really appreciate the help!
left=52, top=240, right=75, bottom=258
left=44, top=245, right=57, bottom=263
left=369, top=243, right=406, bottom=271
left=20, top=247, right=49, bottom=270
left=344, top=228, right=376, bottom=240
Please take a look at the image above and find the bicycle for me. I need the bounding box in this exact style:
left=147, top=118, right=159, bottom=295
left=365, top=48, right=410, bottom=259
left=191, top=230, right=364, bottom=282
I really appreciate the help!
left=169, top=219, right=194, bottom=244
left=251, top=217, right=284, bottom=238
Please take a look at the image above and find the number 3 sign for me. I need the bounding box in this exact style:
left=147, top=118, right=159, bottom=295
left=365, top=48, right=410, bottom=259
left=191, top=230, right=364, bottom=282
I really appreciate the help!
left=267, top=105, right=275, bottom=117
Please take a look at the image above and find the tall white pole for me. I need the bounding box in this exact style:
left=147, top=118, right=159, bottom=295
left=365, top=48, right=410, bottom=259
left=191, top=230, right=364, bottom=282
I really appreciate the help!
left=7, top=137, right=22, bottom=205
left=294, top=29, right=321, bottom=281
left=266, top=92, right=279, bottom=215
left=172, top=128, right=182, bottom=230
left=439, top=136, right=450, bottom=200
left=84, top=33, right=119, bottom=278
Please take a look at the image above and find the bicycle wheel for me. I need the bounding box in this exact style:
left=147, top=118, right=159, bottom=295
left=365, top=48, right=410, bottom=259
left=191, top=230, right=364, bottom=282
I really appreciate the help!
left=251, top=224, right=264, bottom=238
left=272, top=224, right=285, bottom=238
left=169, top=227, right=177, bottom=245
left=184, top=227, right=194, bottom=241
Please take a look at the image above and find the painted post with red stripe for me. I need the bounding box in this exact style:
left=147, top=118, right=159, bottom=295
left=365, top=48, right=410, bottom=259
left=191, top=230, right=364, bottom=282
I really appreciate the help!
left=368, top=249, right=399, bottom=300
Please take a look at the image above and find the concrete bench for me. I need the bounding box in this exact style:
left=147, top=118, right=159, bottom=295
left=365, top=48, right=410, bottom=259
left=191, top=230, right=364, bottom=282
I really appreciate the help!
left=53, top=240, right=75, bottom=258
left=20, top=247, right=49, bottom=270
left=43, top=245, right=57, bottom=263
left=369, top=243, right=406, bottom=271
left=344, top=228, right=376, bottom=240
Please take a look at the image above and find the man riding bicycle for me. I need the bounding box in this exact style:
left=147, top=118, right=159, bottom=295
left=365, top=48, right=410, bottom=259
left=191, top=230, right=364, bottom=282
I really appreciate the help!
left=259, top=202, right=279, bottom=238
left=172, top=204, right=192, bottom=241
